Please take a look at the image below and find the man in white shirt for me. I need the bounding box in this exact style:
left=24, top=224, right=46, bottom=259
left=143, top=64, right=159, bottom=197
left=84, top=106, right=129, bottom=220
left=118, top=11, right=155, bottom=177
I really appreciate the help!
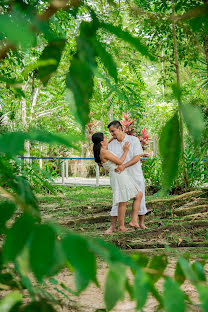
left=106, top=120, right=148, bottom=233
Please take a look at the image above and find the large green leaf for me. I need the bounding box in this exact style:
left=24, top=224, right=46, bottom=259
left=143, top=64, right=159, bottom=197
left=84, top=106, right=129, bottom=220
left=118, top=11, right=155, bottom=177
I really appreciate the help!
left=29, top=224, right=57, bottom=281
left=0, top=130, right=79, bottom=156
left=159, top=113, right=181, bottom=190
left=174, top=261, right=186, bottom=285
left=0, top=291, right=22, bottom=312
left=46, top=240, right=66, bottom=277
left=0, top=10, right=36, bottom=49
left=62, top=232, right=97, bottom=288
left=0, top=272, right=22, bottom=289
left=66, top=20, right=98, bottom=129
left=36, top=39, right=66, bottom=85
left=134, top=267, right=149, bottom=310
left=131, top=253, right=149, bottom=268
left=100, top=22, right=155, bottom=61
left=192, top=261, right=206, bottom=282
left=94, top=39, right=118, bottom=82
left=104, top=264, right=126, bottom=311
left=0, top=201, right=16, bottom=234
left=163, top=277, right=186, bottom=312
left=3, top=213, right=36, bottom=264
left=89, top=238, right=133, bottom=267
left=196, top=284, right=208, bottom=312
left=15, top=176, right=39, bottom=215
left=178, top=257, right=198, bottom=283
left=20, top=301, right=56, bottom=312
left=74, top=270, right=90, bottom=293
left=66, top=55, right=93, bottom=129
left=180, top=103, right=205, bottom=144
left=148, top=255, right=168, bottom=283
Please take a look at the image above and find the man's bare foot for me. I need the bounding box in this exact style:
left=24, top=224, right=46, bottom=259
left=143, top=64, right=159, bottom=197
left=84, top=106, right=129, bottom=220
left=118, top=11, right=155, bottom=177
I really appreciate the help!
left=129, top=222, right=139, bottom=229
left=129, top=222, right=147, bottom=229
left=118, top=226, right=134, bottom=233
left=104, top=227, right=115, bottom=234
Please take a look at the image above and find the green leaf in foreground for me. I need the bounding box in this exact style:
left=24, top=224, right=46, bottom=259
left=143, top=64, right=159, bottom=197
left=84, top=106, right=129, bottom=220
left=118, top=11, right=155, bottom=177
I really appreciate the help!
left=192, top=261, right=206, bottom=282
left=0, top=10, right=36, bottom=49
left=66, top=55, right=93, bottom=129
left=100, top=22, right=155, bottom=61
left=104, top=264, right=126, bottom=311
left=66, top=21, right=97, bottom=129
left=148, top=255, right=168, bottom=283
left=0, top=291, right=22, bottom=312
left=29, top=224, right=57, bottom=281
left=180, top=103, right=205, bottom=144
left=159, top=113, right=181, bottom=191
left=134, top=267, right=149, bottom=310
left=0, top=130, right=80, bottom=156
left=178, top=257, right=198, bottom=283
left=196, top=284, right=208, bottom=312
left=163, top=277, right=185, bottom=312
left=3, top=213, right=35, bottom=264
left=20, top=300, right=56, bottom=312
left=36, top=39, right=66, bottom=85
left=94, top=39, right=118, bottom=82
left=0, top=201, right=16, bottom=234
left=62, top=232, right=97, bottom=289
left=174, top=261, right=186, bottom=285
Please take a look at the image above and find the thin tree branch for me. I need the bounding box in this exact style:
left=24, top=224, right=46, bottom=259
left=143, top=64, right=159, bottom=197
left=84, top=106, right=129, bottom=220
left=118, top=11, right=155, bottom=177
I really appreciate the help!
left=35, top=105, right=65, bottom=119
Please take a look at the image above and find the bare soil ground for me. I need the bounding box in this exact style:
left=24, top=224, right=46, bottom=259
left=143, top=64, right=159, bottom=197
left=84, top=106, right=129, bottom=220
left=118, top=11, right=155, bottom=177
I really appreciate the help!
left=47, top=256, right=208, bottom=312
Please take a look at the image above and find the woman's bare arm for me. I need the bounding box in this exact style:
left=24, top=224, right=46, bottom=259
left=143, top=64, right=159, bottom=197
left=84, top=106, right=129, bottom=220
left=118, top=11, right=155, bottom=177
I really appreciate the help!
left=101, top=142, right=130, bottom=165
left=101, top=150, right=128, bottom=165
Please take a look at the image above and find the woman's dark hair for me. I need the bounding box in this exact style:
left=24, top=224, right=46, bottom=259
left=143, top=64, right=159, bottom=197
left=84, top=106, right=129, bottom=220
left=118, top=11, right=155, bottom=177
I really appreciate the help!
left=92, top=132, right=104, bottom=164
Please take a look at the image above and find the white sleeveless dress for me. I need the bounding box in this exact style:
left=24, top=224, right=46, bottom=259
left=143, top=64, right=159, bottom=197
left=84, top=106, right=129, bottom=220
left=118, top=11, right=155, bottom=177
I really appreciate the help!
left=102, top=160, right=141, bottom=205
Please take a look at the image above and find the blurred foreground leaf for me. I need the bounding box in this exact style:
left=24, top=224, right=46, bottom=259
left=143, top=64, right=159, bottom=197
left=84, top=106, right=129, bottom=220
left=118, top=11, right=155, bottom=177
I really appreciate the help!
left=20, top=301, right=56, bottom=312
left=3, top=213, right=36, bottom=264
left=0, top=291, right=22, bottom=312
left=36, top=39, right=66, bottom=85
left=0, top=10, right=36, bottom=49
left=104, top=264, right=126, bottom=311
left=197, top=284, right=208, bottom=312
left=180, top=103, right=205, bottom=144
left=0, top=202, right=16, bottom=234
left=134, top=267, right=149, bottom=310
left=0, top=130, right=80, bottom=156
left=159, top=113, right=181, bottom=191
left=62, top=232, right=97, bottom=289
left=163, top=277, right=186, bottom=312
left=29, top=224, right=57, bottom=281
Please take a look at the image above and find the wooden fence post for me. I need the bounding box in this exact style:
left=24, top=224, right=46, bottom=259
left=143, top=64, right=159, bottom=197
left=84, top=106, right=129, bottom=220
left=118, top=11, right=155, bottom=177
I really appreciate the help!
left=96, top=163, right=99, bottom=186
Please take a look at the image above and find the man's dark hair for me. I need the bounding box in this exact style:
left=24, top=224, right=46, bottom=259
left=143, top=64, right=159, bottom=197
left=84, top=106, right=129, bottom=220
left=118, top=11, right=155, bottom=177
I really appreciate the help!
left=107, top=120, right=123, bottom=129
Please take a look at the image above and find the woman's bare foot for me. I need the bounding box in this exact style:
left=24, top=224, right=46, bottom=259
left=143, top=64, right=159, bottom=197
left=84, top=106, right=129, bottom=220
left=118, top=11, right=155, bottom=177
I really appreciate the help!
left=104, top=226, right=115, bottom=234
left=139, top=224, right=147, bottom=229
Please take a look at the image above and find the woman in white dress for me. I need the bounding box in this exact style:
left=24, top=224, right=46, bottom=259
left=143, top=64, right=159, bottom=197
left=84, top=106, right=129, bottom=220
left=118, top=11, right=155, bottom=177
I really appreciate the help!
left=92, top=132, right=143, bottom=233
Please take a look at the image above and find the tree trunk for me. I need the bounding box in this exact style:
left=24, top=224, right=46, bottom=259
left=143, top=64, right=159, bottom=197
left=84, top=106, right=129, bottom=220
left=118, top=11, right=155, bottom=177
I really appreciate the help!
left=21, top=81, right=30, bottom=163
left=30, top=86, right=40, bottom=122
left=171, top=0, right=188, bottom=189
left=204, top=35, right=208, bottom=79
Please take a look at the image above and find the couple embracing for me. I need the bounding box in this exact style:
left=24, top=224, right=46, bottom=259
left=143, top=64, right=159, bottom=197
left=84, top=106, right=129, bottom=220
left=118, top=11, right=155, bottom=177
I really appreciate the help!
left=92, top=120, right=148, bottom=233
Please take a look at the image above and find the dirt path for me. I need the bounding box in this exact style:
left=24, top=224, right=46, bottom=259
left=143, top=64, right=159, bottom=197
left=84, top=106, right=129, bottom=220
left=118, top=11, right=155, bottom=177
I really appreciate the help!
left=50, top=257, right=207, bottom=312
